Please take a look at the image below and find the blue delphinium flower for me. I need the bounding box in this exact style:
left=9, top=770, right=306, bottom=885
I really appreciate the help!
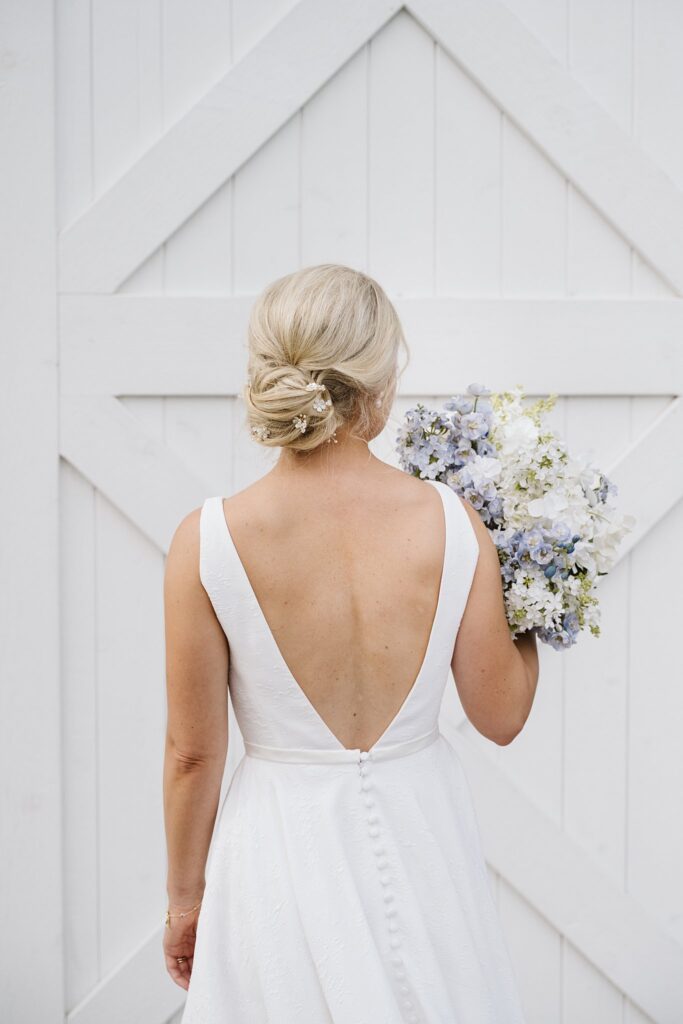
left=444, top=395, right=474, bottom=415
left=531, top=542, right=554, bottom=565
left=458, top=411, right=490, bottom=441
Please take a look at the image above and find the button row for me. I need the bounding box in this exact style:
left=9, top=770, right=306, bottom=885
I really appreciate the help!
left=358, top=751, right=420, bottom=1024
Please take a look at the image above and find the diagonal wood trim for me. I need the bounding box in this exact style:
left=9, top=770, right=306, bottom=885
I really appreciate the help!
left=58, top=0, right=401, bottom=294
left=607, top=397, right=683, bottom=558
left=447, top=729, right=683, bottom=1024
left=59, top=0, right=683, bottom=297
left=60, top=395, right=208, bottom=550
left=409, top=0, right=683, bottom=294
left=66, top=922, right=181, bottom=1024
left=60, top=295, right=683, bottom=396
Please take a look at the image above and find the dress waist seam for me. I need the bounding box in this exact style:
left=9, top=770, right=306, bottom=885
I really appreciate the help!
left=243, top=724, right=441, bottom=764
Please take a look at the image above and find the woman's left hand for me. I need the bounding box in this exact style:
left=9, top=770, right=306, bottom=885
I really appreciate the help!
left=163, top=899, right=203, bottom=990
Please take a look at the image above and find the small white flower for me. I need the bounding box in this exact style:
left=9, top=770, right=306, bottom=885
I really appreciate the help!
left=292, top=414, right=308, bottom=433
left=251, top=424, right=270, bottom=441
left=527, top=491, right=568, bottom=520
left=305, top=381, right=325, bottom=392
left=312, top=396, right=328, bottom=413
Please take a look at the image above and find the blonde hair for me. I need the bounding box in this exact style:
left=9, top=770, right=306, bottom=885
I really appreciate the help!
left=243, top=264, right=409, bottom=452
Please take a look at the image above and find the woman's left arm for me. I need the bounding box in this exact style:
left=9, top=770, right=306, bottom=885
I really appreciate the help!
left=162, top=508, right=229, bottom=987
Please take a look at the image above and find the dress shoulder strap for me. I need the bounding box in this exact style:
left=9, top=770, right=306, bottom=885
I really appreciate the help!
left=199, top=495, right=230, bottom=602
left=428, top=479, right=480, bottom=637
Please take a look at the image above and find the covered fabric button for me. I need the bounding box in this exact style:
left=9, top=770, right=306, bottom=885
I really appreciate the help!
left=359, top=751, right=370, bottom=761
left=389, top=935, right=401, bottom=949
left=368, top=826, right=380, bottom=838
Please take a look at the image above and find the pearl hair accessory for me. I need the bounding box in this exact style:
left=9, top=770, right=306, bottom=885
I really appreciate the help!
left=251, top=424, right=270, bottom=440
left=292, top=414, right=308, bottom=433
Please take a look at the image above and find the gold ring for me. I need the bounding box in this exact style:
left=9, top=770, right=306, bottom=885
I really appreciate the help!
left=176, top=956, right=187, bottom=963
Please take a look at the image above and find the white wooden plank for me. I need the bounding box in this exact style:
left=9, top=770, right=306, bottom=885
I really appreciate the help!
left=96, top=492, right=167, bottom=973
left=497, top=600, right=564, bottom=823
left=61, top=465, right=100, bottom=1011
left=435, top=48, right=502, bottom=295
left=502, top=114, right=566, bottom=294
left=563, top=399, right=631, bottom=885
left=162, top=396, right=235, bottom=499
left=161, top=0, right=232, bottom=293
left=568, top=185, right=632, bottom=296
left=59, top=0, right=402, bottom=293
left=444, top=730, right=683, bottom=1022
left=232, top=112, right=300, bottom=292
left=628, top=494, right=683, bottom=944
left=497, top=0, right=567, bottom=65
left=163, top=185, right=233, bottom=295
left=368, top=10, right=435, bottom=294
left=607, top=398, right=683, bottom=559
left=55, top=0, right=92, bottom=227
left=301, top=45, right=368, bottom=269
left=60, top=395, right=209, bottom=552
left=59, top=295, right=252, bottom=396
left=569, top=0, right=632, bottom=132
left=232, top=0, right=300, bottom=63
left=563, top=941, right=624, bottom=1024
left=0, top=2, right=63, bottom=1020
left=91, top=0, right=165, bottom=295
left=634, top=0, right=683, bottom=191
left=91, top=0, right=163, bottom=195
left=626, top=1003, right=656, bottom=1024
left=60, top=295, right=683, bottom=396
left=161, top=0, right=233, bottom=126
left=408, top=0, right=683, bottom=295
left=498, top=878, right=561, bottom=1023
left=67, top=925, right=181, bottom=1024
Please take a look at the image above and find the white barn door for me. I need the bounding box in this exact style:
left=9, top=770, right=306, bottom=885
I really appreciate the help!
left=9, top=1, right=680, bottom=1022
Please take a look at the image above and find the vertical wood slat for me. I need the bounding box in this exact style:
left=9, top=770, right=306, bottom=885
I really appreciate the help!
left=0, top=2, right=63, bottom=1021
left=368, top=9, right=435, bottom=294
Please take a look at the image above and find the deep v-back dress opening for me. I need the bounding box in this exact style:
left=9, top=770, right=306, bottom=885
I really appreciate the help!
left=181, top=479, right=527, bottom=1023
left=216, top=477, right=450, bottom=755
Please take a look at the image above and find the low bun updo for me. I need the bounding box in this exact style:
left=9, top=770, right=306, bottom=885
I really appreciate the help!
left=243, top=264, right=408, bottom=453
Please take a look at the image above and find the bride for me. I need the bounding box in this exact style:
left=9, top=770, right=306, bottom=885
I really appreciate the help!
left=162, top=264, right=538, bottom=1022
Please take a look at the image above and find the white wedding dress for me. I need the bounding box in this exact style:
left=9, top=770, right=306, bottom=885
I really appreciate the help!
left=181, top=479, right=526, bottom=1023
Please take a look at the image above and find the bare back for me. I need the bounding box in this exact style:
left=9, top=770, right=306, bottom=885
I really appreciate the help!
left=222, top=463, right=447, bottom=751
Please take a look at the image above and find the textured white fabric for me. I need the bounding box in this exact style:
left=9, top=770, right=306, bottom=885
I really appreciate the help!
left=181, top=479, right=527, bottom=1023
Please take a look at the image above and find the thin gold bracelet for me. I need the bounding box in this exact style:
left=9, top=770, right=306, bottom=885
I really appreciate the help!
left=165, top=901, right=202, bottom=929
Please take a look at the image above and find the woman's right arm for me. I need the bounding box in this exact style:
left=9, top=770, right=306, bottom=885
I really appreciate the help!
left=451, top=498, right=540, bottom=745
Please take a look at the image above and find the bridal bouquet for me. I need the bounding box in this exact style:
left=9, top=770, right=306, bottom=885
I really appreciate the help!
left=395, top=383, right=635, bottom=650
